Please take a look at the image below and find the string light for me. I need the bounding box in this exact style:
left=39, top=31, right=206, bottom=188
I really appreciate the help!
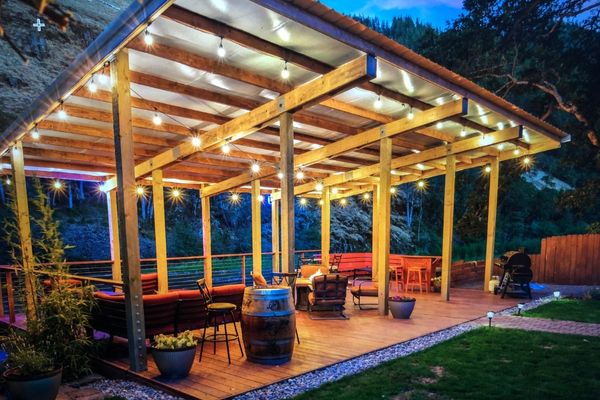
left=230, top=192, right=241, bottom=204
left=136, top=186, right=146, bottom=197
left=191, top=136, right=201, bottom=147
left=98, top=73, right=109, bottom=85
left=217, top=37, right=226, bottom=58
left=436, top=121, right=443, bottom=129
left=171, top=188, right=181, bottom=198
left=497, top=122, right=505, bottom=130
left=258, top=194, right=264, bottom=202
left=407, top=108, right=414, bottom=120
left=31, top=127, right=40, bottom=140
left=497, top=143, right=505, bottom=151
left=58, top=102, right=67, bottom=120
left=513, top=148, right=520, bottom=156
left=277, top=171, right=284, bottom=179
left=5, top=178, right=11, bottom=185
left=331, top=187, right=338, bottom=195
left=484, top=165, right=492, bottom=173
left=295, top=170, right=305, bottom=180
left=417, top=180, right=426, bottom=189
left=299, top=197, right=307, bottom=206
left=460, top=128, right=467, bottom=137
left=88, top=75, right=97, bottom=93
left=222, top=142, right=231, bottom=154
left=52, top=180, right=62, bottom=190
left=152, top=113, right=162, bottom=126
left=144, top=28, right=153, bottom=45
left=416, top=163, right=425, bottom=170
left=339, top=198, right=347, bottom=206
left=362, top=193, right=370, bottom=200
left=390, top=187, right=397, bottom=194
left=373, top=95, right=383, bottom=110
left=251, top=162, right=260, bottom=173
left=281, top=61, right=290, bottom=79
left=315, top=182, right=324, bottom=191
left=319, top=199, right=324, bottom=205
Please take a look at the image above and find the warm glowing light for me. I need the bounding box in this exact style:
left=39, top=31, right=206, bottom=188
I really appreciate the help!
left=230, top=192, right=241, bottom=204
left=319, top=199, right=324, bottom=205
left=436, top=121, right=443, bottom=129
left=31, top=128, right=40, bottom=140
left=251, top=162, right=260, bottom=173
left=407, top=108, right=414, bottom=120
left=98, top=74, right=109, bottom=85
left=58, top=104, right=67, bottom=120
left=217, top=37, right=226, bottom=58
left=136, top=186, right=146, bottom=196
left=416, top=180, right=427, bottom=191
left=513, top=148, right=520, bottom=156
left=281, top=61, right=290, bottom=79
left=277, top=171, right=284, bottom=179
left=331, top=187, right=338, bottom=195
left=171, top=188, right=181, bottom=198
left=362, top=193, right=370, bottom=200
left=497, top=122, right=505, bottom=130
left=315, top=182, right=324, bottom=191
left=191, top=136, right=201, bottom=147
left=373, top=95, right=383, bottom=110
left=339, top=198, right=347, bottom=206
left=53, top=180, right=62, bottom=190
left=222, top=143, right=231, bottom=154
left=5, top=178, right=11, bottom=185
left=484, top=165, right=492, bottom=173
left=435, top=97, right=444, bottom=105
left=144, top=29, right=154, bottom=45
left=460, top=128, right=467, bottom=137
left=390, top=187, right=397, bottom=194
left=497, top=143, right=505, bottom=151
left=295, top=170, right=304, bottom=180
left=258, top=195, right=264, bottom=202
left=299, top=197, right=307, bottom=205
left=152, top=113, right=162, bottom=126
left=416, top=163, right=425, bottom=170
left=88, top=76, right=97, bottom=93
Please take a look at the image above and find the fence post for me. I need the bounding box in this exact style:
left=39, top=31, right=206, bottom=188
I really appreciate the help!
left=242, top=255, right=246, bottom=285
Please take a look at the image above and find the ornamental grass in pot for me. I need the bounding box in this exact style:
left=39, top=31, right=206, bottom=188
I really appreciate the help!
left=388, top=296, right=416, bottom=319
left=152, top=331, right=198, bottom=379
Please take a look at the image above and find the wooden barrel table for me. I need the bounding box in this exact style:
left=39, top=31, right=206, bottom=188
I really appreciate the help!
left=241, top=286, right=296, bottom=365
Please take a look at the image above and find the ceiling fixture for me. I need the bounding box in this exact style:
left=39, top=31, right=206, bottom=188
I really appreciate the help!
left=222, top=142, right=231, bottom=154
left=171, top=188, right=181, bottom=198
left=217, top=37, right=226, bottom=58
left=407, top=108, right=414, bottom=120
left=281, top=61, right=290, bottom=79
left=57, top=102, right=67, bottom=120
left=390, top=187, right=397, bottom=194
left=53, top=180, right=62, bottom=190
left=31, top=127, right=40, bottom=140
left=152, top=113, right=162, bottom=126
left=144, top=28, right=153, bottom=45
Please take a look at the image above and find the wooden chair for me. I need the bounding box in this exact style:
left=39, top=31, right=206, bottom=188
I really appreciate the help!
left=329, top=254, right=343, bottom=272
left=390, top=263, right=404, bottom=292
left=404, top=258, right=430, bottom=293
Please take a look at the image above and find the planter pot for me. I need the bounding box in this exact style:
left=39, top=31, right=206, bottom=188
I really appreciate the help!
left=152, top=346, right=196, bottom=379
left=3, top=368, right=62, bottom=400
left=389, top=300, right=416, bottom=319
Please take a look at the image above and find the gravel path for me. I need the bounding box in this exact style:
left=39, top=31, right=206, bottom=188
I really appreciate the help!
left=88, top=379, right=183, bottom=400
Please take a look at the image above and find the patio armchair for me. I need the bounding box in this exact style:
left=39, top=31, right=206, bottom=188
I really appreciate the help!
left=350, top=278, right=379, bottom=310
left=307, top=274, right=349, bottom=319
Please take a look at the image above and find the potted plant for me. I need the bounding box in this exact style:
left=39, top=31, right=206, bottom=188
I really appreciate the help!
left=431, top=276, right=442, bottom=292
left=2, top=333, right=62, bottom=400
left=152, top=330, right=197, bottom=379
left=388, top=296, right=416, bottom=319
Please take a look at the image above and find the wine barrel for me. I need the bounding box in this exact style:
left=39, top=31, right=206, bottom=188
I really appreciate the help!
left=241, top=286, right=296, bottom=365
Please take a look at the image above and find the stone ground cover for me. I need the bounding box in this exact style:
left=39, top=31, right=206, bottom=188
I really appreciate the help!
left=293, top=327, right=600, bottom=400
left=522, top=298, right=600, bottom=323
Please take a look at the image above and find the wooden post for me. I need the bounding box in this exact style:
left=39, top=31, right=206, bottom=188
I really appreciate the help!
left=251, top=179, right=262, bottom=274
left=271, top=197, right=280, bottom=272
left=321, top=188, right=331, bottom=268
left=106, top=190, right=121, bottom=284
left=371, top=184, right=379, bottom=282
left=152, top=169, right=168, bottom=294
left=377, top=139, right=392, bottom=316
left=441, top=154, right=456, bottom=301
left=201, top=191, right=212, bottom=288
left=280, top=113, right=295, bottom=273
left=9, top=141, right=36, bottom=322
left=483, top=157, right=500, bottom=291
left=111, top=49, right=146, bottom=371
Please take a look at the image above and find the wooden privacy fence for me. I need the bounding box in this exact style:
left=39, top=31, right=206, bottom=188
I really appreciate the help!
left=529, top=234, right=600, bottom=285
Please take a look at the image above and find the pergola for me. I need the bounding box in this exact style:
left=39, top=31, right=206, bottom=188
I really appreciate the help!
left=1, top=0, right=569, bottom=371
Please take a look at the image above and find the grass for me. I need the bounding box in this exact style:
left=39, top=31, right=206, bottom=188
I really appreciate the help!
left=294, top=328, right=600, bottom=400
left=522, top=299, right=600, bottom=323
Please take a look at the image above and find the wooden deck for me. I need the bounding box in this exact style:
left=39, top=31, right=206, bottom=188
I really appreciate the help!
left=98, top=288, right=522, bottom=400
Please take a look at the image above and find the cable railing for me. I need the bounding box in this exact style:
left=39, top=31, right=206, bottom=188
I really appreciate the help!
left=0, top=249, right=320, bottom=323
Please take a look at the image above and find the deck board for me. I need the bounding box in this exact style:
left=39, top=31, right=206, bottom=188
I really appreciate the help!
left=99, top=288, right=521, bottom=399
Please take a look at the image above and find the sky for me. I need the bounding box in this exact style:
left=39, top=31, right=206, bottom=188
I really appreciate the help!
left=320, top=0, right=464, bottom=28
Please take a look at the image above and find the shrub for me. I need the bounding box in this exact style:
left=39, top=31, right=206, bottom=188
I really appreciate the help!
left=153, top=330, right=197, bottom=350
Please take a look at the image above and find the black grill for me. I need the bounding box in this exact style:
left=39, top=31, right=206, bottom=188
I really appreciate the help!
left=494, top=251, right=533, bottom=299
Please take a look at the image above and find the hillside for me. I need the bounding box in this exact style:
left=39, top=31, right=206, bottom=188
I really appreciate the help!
left=0, top=0, right=131, bottom=130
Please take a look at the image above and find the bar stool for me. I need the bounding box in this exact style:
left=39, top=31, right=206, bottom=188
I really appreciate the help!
left=405, top=267, right=427, bottom=293
left=196, top=279, right=244, bottom=364
left=389, top=264, right=404, bottom=292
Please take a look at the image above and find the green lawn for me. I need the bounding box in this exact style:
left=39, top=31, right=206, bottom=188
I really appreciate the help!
left=295, top=328, right=600, bottom=400
left=522, top=299, right=600, bottom=323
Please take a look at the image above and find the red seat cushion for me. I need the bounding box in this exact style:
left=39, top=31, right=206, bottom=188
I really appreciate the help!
left=211, top=284, right=245, bottom=297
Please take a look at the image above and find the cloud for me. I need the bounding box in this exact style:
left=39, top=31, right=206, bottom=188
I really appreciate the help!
left=355, top=0, right=463, bottom=13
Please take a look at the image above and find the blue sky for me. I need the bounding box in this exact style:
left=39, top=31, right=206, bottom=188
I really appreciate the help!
left=320, top=0, right=464, bottom=28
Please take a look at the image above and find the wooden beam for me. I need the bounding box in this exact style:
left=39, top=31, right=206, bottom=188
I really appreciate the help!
left=483, top=157, right=499, bottom=292
left=321, top=188, right=331, bottom=268
left=280, top=113, right=295, bottom=273
left=106, top=190, right=121, bottom=285
left=10, top=141, right=37, bottom=322
left=111, top=49, right=146, bottom=372
left=251, top=179, right=262, bottom=274
left=105, top=54, right=375, bottom=193
left=440, top=154, right=456, bottom=301
left=377, top=139, right=392, bottom=316
left=371, top=183, right=379, bottom=282
left=152, top=169, right=168, bottom=294
left=271, top=196, right=280, bottom=273
left=201, top=192, right=212, bottom=288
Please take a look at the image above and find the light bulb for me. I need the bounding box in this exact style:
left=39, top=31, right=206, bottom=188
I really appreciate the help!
left=460, top=128, right=467, bottom=137
left=299, top=198, right=307, bottom=205
left=295, top=170, right=304, bottom=180
left=315, top=182, right=324, bottom=191
left=497, top=143, right=505, bottom=151
left=416, top=163, right=425, bottom=170
left=88, top=77, right=97, bottom=93
left=497, top=122, right=505, bottom=130
left=374, top=95, right=383, bottom=110
left=58, top=105, right=67, bottom=120
left=417, top=181, right=425, bottom=188
left=152, top=113, right=162, bottom=126
left=339, top=198, right=347, bottom=206
left=222, top=143, right=231, bottom=154
left=331, top=187, right=338, bottom=195
left=484, top=165, right=492, bottom=173
left=277, top=172, right=284, bottom=179
left=390, top=187, right=397, bottom=194
left=363, top=193, right=370, bottom=200
left=523, top=156, right=531, bottom=165
left=5, top=178, right=11, bottom=185
left=53, top=180, right=62, bottom=190
left=407, top=108, right=414, bottom=120
left=31, top=128, right=40, bottom=140
left=217, top=38, right=226, bottom=58
left=436, top=121, right=443, bottom=129
left=136, top=186, right=145, bottom=196
left=319, top=199, right=324, bottom=205
left=172, top=189, right=181, bottom=198
left=191, top=136, right=201, bottom=147
left=231, top=193, right=240, bottom=202
left=258, top=195, right=264, bottom=202
left=513, top=149, right=520, bottom=156
left=251, top=163, right=260, bottom=173
left=98, top=74, right=109, bottom=85
left=281, top=61, right=290, bottom=79
left=144, top=29, right=153, bottom=45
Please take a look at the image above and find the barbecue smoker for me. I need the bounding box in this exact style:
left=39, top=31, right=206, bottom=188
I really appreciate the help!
left=494, top=251, right=533, bottom=299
